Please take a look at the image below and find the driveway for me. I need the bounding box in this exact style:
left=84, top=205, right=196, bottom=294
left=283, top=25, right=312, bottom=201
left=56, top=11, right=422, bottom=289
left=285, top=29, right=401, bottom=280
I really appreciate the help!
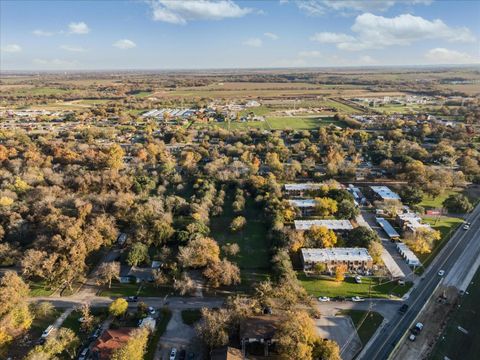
left=154, top=309, right=204, bottom=360
left=315, top=316, right=362, bottom=360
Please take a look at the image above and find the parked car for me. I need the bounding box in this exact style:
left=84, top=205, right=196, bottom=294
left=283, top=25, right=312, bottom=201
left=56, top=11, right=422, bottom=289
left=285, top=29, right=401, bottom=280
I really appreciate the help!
left=170, top=348, right=177, bottom=360
left=78, top=347, right=90, bottom=360
left=409, top=334, right=416, bottom=341
left=351, top=296, right=365, bottom=302
left=126, top=296, right=138, bottom=302
left=438, top=270, right=445, bottom=277
left=411, top=322, right=424, bottom=335
left=398, top=304, right=409, bottom=314
left=354, top=276, right=362, bottom=284
left=41, top=325, right=54, bottom=339
left=318, top=296, right=330, bottom=302
left=148, top=306, right=156, bottom=315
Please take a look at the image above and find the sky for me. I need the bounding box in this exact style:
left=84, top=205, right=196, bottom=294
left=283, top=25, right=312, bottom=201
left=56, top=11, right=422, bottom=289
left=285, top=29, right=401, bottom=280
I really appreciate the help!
left=1, top=0, right=479, bottom=70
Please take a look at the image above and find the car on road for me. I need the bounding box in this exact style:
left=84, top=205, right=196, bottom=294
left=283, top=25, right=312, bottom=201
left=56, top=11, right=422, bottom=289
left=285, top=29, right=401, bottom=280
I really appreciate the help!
left=148, top=306, right=156, bottom=315
left=355, top=276, right=362, bottom=284
left=126, top=296, right=138, bottom=302
left=438, top=270, right=445, bottom=276
left=78, top=347, right=90, bottom=360
left=318, top=296, right=330, bottom=302
left=351, top=296, right=365, bottom=302
left=408, top=334, right=416, bottom=341
left=170, top=348, right=177, bottom=360
left=463, top=224, right=470, bottom=230
left=398, top=304, right=409, bottom=314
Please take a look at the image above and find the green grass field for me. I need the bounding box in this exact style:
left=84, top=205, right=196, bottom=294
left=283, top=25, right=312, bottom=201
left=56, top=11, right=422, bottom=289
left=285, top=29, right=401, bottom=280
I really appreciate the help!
left=419, top=190, right=458, bottom=210
left=431, top=268, right=480, bottom=360
left=298, top=274, right=412, bottom=299
left=211, top=193, right=270, bottom=270
left=29, top=281, right=56, bottom=297
left=339, top=310, right=384, bottom=345
left=98, top=282, right=172, bottom=298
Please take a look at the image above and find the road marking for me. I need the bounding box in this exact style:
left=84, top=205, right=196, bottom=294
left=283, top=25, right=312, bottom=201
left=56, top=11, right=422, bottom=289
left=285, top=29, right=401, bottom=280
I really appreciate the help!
left=364, top=206, right=480, bottom=360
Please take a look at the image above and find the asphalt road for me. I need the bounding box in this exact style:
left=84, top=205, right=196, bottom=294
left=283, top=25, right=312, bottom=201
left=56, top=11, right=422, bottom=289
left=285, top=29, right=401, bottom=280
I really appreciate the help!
left=360, top=203, right=480, bottom=360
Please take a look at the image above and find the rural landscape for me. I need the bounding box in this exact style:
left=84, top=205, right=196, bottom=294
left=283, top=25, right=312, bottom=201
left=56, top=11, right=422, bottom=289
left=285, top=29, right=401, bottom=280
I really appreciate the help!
left=1, top=1, right=479, bottom=360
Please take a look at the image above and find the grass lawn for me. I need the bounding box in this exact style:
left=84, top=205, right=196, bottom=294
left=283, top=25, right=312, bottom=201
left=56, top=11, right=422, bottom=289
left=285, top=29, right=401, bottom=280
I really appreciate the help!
left=339, top=310, right=384, bottom=345
left=419, top=190, right=458, bottom=210
left=416, top=216, right=464, bottom=266
left=211, top=192, right=270, bottom=270
left=145, top=308, right=172, bottom=360
left=431, top=268, right=480, bottom=360
left=29, top=281, right=56, bottom=297
left=61, top=308, right=108, bottom=342
left=98, top=282, right=172, bottom=298
left=181, top=309, right=202, bottom=325
left=266, top=116, right=343, bottom=130
left=298, top=273, right=412, bottom=299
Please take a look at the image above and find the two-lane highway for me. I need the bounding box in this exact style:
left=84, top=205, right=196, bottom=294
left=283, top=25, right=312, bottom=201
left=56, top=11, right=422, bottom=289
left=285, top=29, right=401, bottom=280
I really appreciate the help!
left=360, top=203, right=480, bottom=360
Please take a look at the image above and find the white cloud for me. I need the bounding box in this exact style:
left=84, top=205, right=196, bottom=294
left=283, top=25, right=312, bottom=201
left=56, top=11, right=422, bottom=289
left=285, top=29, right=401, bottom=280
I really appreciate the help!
left=264, top=32, right=279, bottom=40
left=296, top=0, right=432, bottom=16
left=243, top=38, right=262, bottom=48
left=33, top=58, right=78, bottom=67
left=68, top=22, right=90, bottom=34
left=310, top=32, right=355, bottom=43
left=33, top=29, right=54, bottom=36
left=313, top=13, right=476, bottom=51
left=60, top=45, right=87, bottom=52
left=1, top=44, right=22, bottom=53
left=359, top=55, right=378, bottom=65
left=113, top=39, right=137, bottom=49
left=298, top=50, right=322, bottom=58
left=425, top=48, right=479, bottom=64
left=150, top=0, right=252, bottom=25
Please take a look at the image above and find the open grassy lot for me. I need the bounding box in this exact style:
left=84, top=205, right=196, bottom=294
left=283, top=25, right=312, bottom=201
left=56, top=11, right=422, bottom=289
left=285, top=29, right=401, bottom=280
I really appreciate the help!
left=181, top=309, right=202, bottom=325
left=419, top=190, right=458, bottom=210
left=98, top=282, right=171, bottom=298
left=29, top=281, right=56, bottom=297
left=267, top=116, right=344, bottom=130
left=339, top=310, right=384, bottom=345
left=211, top=193, right=270, bottom=270
left=298, top=274, right=412, bottom=299
left=416, top=216, right=464, bottom=266
left=431, top=268, right=480, bottom=360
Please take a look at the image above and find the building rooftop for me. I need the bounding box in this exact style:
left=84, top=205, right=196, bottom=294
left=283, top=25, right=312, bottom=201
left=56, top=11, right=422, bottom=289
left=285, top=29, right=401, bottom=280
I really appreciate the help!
left=288, top=199, right=317, bottom=208
left=301, top=247, right=373, bottom=263
left=371, top=186, right=401, bottom=201
left=397, top=243, right=421, bottom=265
left=376, top=217, right=400, bottom=238
left=284, top=183, right=325, bottom=191
left=294, top=219, right=353, bottom=231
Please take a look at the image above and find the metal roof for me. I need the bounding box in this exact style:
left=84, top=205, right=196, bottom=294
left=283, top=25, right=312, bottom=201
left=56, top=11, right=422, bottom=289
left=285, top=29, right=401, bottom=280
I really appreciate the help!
left=294, top=219, right=353, bottom=231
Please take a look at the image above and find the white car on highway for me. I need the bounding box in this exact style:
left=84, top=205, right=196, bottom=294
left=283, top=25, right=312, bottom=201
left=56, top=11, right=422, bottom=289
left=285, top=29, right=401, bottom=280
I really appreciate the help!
left=318, top=296, right=330, bottom=302
left=438, top=270, right=445, bottom=276
left=170, top=348, right=177, bottom=360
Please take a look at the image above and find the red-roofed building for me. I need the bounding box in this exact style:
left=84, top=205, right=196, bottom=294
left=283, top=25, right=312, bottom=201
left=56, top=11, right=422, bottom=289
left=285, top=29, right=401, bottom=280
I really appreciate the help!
left=92, top=328, right=134, bottom=360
